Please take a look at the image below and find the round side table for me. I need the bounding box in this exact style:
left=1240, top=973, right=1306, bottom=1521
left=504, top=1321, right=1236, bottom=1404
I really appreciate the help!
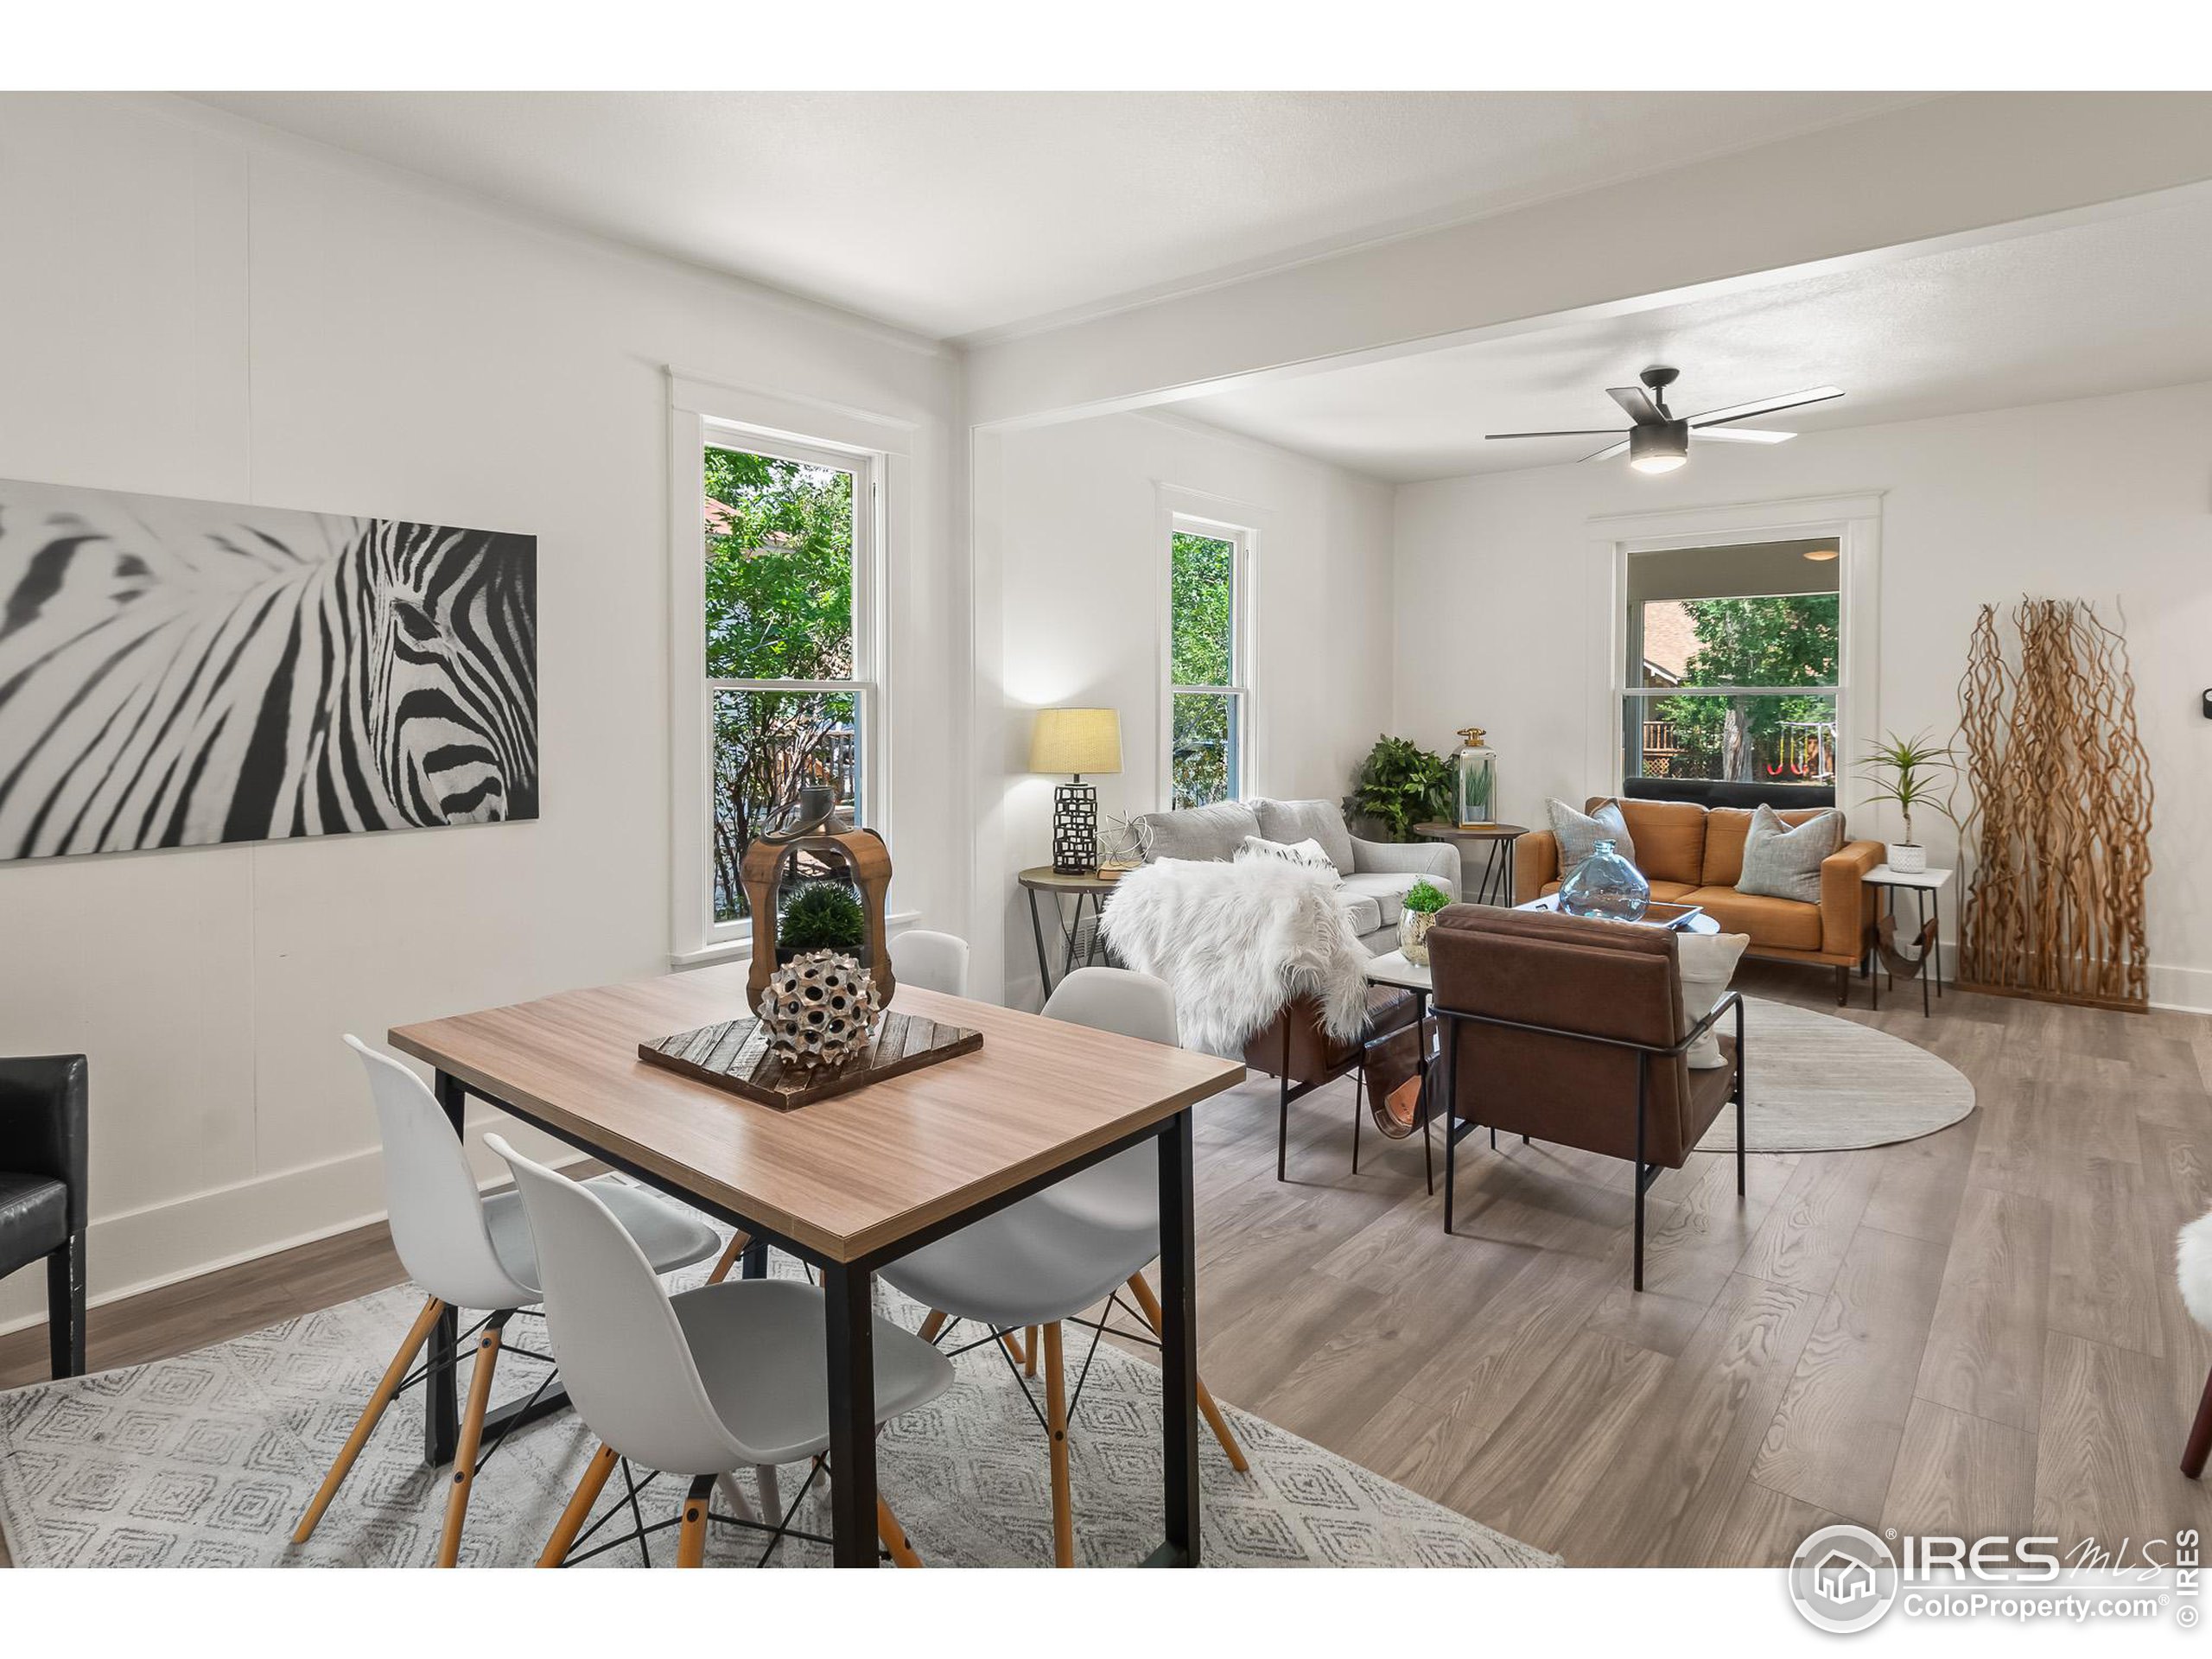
left=1017, top=866, right=1122, bottom=998
left=1414, top=822, right=1529, bottom=907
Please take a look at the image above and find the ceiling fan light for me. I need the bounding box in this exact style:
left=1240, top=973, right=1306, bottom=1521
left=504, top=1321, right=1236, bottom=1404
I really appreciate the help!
left=1628, top=420, right=1690, bottom=474
left=1802, top=546, right=1840, bottom=562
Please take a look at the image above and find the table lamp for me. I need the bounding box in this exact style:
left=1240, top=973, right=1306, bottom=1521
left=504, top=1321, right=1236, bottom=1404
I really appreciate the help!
left=1030, top=708, right=1122, bottom=874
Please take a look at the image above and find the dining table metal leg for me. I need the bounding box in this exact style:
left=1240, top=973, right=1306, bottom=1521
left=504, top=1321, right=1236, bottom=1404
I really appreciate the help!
left=425, top=1071, right=466, bottom=1466
left=822, top=1261, right=879, bottom=1567
left=1154, top=1108, right=1200, bottom=1566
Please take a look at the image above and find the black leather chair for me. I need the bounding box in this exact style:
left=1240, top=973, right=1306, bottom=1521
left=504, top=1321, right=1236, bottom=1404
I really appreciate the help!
left=0, top=1056, right=88, bottom=1377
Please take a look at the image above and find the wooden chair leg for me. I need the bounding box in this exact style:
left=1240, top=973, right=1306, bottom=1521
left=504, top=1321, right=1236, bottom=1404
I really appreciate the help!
left=876, top=1494, right=924, bottom=1567
left=677, top=1474, right=714, bottom=1567
left=917, top=1309, right=948, bottom=1343
left=1000, top=1329, right=1028, bottom=1367
left=2184, top=1363, right=2212, bottom=1479
left=1044, top=1321, right=1073, bottom=1567
left=1026, top=1325, right=1039, bottom=1377
left=1123, top=1274, right=1248, bottom=1472
left=705, top=1230, right=751, bottom=1285
left=294, top=1294, right=445, bottom=1544
left=539, top=1443, right=620, bottom=1566
left=436, top=1311, right=509, bottom=1567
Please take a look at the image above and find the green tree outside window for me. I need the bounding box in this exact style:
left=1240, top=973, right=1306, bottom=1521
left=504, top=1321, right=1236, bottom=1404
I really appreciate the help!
left=704, top=448, right=860, bottom=921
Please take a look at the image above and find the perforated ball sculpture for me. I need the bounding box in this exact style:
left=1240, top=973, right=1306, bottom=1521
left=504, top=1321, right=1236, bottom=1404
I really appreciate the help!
left=758, top=950, right=883, bottom=1070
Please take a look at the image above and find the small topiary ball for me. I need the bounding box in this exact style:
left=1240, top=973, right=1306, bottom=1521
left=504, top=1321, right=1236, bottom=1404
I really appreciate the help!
left=758, top=949, right=883, bottom=1070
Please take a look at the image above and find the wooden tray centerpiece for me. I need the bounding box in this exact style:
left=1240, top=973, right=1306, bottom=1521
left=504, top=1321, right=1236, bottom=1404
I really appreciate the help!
left=639, top=1004, right=982, bottom=1112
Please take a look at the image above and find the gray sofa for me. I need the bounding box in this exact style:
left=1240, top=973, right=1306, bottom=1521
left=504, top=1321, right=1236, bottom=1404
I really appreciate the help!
left=1131, top=798, right=1459, bottom=953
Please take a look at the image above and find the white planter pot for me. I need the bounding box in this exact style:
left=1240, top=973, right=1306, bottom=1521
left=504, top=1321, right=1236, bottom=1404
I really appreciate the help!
left=1887, top=842, right=1928, bottom=874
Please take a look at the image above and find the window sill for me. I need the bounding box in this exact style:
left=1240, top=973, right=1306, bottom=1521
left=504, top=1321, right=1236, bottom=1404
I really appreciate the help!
left=670, top=911, right=922, bottom=974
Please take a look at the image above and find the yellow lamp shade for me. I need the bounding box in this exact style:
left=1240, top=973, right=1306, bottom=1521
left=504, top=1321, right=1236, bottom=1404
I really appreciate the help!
left=1029, top=708, right=1122, bottom=778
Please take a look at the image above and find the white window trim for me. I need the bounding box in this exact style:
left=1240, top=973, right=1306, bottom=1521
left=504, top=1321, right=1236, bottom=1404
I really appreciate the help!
left=1584, top=493, right=1882, bottom=817
left=1159, top=506, right=1255, bottom=809
left=667, top=372, right=904, bottom=968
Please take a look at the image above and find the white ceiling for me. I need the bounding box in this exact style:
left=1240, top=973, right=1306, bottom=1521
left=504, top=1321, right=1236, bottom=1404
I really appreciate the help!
left=1185, top=193, right=2212, bottom=481
left=188, top=91, right=1922, bottom=340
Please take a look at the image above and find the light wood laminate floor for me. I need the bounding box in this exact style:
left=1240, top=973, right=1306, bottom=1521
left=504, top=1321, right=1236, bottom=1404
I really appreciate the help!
left=4, top=963, right=2209, bottom=1567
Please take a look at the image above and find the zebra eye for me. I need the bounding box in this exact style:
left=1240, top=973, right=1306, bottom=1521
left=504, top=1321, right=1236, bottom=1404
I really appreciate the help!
left=393, top=599, right=440, bottom=642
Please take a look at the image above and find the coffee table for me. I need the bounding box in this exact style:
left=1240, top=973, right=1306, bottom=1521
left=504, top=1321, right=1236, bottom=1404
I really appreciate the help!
left=1517, top=893, right=1721, bottom=934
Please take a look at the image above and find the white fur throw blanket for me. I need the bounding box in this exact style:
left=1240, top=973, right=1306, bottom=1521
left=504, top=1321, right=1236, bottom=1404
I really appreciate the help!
left=2181, top=1211, right=2212, bottom=1332
left=1098, top=856, right=1374, bottom=1059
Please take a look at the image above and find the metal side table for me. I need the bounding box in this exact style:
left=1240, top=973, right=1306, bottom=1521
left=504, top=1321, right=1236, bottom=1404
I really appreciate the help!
left=1018, top=865, right=1122, bottom=999
left=1866, top=863, right=1952, bottom=1016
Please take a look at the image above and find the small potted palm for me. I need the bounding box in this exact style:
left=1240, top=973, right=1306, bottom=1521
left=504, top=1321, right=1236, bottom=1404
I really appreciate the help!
left=1859, top=731, right=1956, bottom=875
left=1397, top=878, right=1452, bottom=964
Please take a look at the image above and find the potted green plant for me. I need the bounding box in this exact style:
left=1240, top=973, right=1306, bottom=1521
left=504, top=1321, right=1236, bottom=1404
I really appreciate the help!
left=1397, top=878, right=1451, bottom=964
left=776, top=880, right=866, bottom=962
left=1347, top=735, right=1455, bottom=843
left=1859, top=731, right=1957, bottom=874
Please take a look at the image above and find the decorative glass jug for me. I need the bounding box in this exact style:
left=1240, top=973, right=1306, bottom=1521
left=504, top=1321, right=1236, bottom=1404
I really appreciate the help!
left=1557, top=837, right=1650, bottom=923
left=1453, top=727, right=1498, bottom=827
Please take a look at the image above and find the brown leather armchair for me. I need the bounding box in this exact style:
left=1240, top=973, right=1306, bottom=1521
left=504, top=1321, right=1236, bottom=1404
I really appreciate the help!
left=1244, top=986, right=1419, bottom=1183
left=1427, top=906, right=1745, bottom=1291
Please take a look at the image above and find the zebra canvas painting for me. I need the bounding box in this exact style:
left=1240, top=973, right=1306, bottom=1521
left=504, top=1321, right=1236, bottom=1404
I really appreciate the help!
left=0, top=476, right=537, bottom=860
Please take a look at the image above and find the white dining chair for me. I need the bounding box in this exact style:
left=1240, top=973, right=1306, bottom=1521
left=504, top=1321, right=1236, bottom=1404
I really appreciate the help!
left=889, top=928, right=970, bottom=997
left=878, top=966, right=1245, bottom=1567
left=488, top=1134, right=953, bottom=1567
left=293, top=1036, right=721, bottom=1566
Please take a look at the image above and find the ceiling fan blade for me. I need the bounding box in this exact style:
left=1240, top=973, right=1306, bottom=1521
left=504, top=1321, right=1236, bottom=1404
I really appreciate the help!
left=1581, top=438, right=1631, bottom=463
left=1607, top=386, right=1663, bottom=425
left=1694, top=427, right=1796, bottom=444
left=1687, top=386, right=1844, bottom=427
left=1485, top=429, right=1630, bottom=440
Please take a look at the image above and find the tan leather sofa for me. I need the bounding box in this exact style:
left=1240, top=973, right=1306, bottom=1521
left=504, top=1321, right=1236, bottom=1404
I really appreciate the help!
left=1515, top=797, right=1882, bottom=1001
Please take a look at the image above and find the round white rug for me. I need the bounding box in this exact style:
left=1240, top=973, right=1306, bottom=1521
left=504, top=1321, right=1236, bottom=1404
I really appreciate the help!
left=1695, top=995, right=1976, bottom=1154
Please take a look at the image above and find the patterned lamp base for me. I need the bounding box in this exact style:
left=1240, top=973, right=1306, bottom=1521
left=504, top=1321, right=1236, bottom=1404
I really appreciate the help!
left=1052, top=780, right=1099, bottom=874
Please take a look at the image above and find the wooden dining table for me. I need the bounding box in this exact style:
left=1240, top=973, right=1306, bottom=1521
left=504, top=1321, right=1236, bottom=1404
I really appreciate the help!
left=388, top=962, right=1244, bottom=1567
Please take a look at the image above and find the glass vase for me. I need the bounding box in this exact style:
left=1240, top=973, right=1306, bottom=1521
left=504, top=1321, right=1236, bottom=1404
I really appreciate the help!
left=1557, top=837, right=1650, bottom=923
left=1453, top=727, right=1497, bottom=827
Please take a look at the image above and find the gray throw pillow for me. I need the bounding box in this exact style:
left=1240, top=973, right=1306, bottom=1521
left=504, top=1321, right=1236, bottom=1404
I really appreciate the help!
left=1736, top=804, right=1841, bottom=904
left=1547, top=797, right=1637, bottom=886
left=1135, top=801, right=1261, bottom=863
left=1252, top=798, right=1356, bottom=875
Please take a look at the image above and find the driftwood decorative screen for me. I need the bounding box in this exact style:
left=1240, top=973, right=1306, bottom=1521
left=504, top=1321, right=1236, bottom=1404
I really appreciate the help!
left=1955, top=598, right=2152, bottom=1011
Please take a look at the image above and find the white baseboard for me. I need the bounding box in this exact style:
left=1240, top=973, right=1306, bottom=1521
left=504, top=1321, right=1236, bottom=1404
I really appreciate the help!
left=1926, top=940, right=2212, bottom=1014
left=2150, top=962, right=2212, bottom=1014
left=0, top=1109, right=588, bottom=1339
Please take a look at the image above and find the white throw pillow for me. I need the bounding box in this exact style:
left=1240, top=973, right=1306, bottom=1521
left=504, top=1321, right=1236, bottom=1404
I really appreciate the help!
left=1236, top=834, right=1337, bottom=872
left=1677, top=932, right=1750, bottom=1069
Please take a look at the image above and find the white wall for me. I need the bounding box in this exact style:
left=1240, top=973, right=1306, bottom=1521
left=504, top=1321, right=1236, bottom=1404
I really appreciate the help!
left=1393, top=378, right=2212, bottom=1009
left=978, top=411, right=1395, bottom=1006
left=0, top=95, right=958, bottom=1331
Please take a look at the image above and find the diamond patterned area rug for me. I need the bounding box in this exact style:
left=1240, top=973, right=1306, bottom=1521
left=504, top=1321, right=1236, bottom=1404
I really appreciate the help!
left=0, top=1256, right=1554, bottom=1569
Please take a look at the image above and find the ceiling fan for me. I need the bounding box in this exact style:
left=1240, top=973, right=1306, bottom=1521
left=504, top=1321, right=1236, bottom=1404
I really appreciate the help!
left=1486, top=366, right=1844, bottom=474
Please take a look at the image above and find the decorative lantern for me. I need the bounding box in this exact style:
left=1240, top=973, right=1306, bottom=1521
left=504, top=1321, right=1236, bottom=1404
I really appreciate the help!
left=741, top=785, right=896, bottom=1009
left=1453, top=726, right=1499, bottom=828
